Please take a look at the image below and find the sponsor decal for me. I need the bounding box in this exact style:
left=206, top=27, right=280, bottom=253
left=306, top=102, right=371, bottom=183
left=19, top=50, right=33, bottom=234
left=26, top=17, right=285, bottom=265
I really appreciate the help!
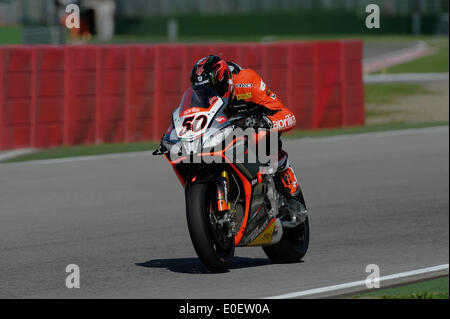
left=195, top=57, right=208, bottom=75
left=209, top=96, right=219, bottom=105
left=264, top=88, right=276, bottom=99
left=216, top=116, right=228, bottom=124
left=180, top=107, right=201, bottom=117
left=273, top=114, right=296, bottom=130
left=194, top=79, right=210, bottom=86
left=260, top=80, right=266, bottom=91
left=236, top=83, right=253, bottom=88
left=248, top=220, right=276, bottom=246
left=246, top=218, right=271, bottom=244
left=236, top=92, right=252, bottom=100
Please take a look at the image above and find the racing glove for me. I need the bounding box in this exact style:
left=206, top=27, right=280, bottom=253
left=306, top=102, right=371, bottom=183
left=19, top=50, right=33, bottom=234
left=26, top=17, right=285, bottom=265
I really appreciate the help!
left=245, top=115, right=273, bottom=130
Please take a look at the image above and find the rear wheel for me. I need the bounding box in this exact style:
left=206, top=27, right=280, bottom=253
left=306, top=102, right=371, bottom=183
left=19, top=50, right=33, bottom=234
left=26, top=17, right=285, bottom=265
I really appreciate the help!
left=263, top=217, right=309, bottom=263
left=185, top=183, right=235, bottom=272
left=263, top=188, right=309, bottom=264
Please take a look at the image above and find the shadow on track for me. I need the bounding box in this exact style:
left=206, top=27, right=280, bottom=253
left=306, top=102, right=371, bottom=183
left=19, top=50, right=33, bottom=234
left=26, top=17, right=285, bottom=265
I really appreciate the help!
left=136, top=257, right=272, bottom=274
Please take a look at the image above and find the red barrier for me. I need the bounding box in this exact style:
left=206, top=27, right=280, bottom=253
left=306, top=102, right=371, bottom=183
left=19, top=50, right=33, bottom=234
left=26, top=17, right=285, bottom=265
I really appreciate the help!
left=0, top=41, right=364, bottom=150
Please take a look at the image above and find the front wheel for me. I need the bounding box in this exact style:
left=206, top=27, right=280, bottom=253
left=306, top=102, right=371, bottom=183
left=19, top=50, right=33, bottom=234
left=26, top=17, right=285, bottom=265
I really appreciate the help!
left=185, top=183, right=235, bottom=273
left=262, top=217, right=309, bottom=264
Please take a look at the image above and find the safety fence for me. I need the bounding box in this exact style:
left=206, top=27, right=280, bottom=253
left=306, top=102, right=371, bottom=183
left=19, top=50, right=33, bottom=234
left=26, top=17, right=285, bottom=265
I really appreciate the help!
left=0, top=41, right=364, bottom=150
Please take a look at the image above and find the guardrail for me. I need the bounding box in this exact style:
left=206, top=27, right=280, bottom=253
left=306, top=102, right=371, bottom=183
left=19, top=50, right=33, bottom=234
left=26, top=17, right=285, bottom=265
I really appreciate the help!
left=0, top=41, right=364, bottom=150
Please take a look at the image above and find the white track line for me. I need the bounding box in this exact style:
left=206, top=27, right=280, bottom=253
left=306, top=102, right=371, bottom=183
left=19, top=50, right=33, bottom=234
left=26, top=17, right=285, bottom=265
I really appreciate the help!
left=0, top=148, right=37, bottom=162
left=363, top=42, right=435, bottom=73
left=264, top=264, right=449, bottom=299
left=6, top=150, right=155, bottom=166
left=364, top=72, right=449, bottom=84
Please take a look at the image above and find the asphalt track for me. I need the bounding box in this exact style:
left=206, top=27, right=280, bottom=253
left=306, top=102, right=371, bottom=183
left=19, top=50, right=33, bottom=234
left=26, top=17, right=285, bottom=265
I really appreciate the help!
left=363, top=41, right=422, bottom=60
left=0, top=127, right=448, bottom=298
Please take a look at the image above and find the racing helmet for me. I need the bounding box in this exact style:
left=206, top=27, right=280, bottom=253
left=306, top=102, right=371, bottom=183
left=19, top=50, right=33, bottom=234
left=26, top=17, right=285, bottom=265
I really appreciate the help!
left=190, top=55, right=233, bottom=99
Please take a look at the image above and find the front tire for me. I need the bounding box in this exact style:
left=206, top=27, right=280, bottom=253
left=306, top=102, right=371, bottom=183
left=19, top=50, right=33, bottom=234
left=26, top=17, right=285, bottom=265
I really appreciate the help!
left=185, top=183, right=235, bottom=273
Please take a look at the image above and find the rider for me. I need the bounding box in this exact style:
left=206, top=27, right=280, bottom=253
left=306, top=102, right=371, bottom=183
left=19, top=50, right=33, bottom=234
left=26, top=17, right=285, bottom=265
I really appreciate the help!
left=190, top=55, right=301, bottom=198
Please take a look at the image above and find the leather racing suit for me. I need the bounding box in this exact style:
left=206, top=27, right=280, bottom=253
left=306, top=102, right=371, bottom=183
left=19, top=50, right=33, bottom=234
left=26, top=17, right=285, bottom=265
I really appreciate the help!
left=227, top=61, right=301, bottom=198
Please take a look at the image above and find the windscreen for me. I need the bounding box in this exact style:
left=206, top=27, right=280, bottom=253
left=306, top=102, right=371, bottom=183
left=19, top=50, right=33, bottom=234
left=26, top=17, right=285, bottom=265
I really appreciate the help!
left=179, top=86, right=221, bottom=114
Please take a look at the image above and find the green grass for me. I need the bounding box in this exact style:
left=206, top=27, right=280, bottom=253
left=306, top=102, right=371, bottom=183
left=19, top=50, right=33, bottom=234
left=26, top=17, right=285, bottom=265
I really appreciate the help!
left=0, top=25, right=21, bottom=45
left=353, top=276, right=449, bottom=299
left=94, top=33, right=447, bottom=45
left=115, top=11, right=369, bottom=38
left=378, top=38, right=449, bottom=74
left=365, top=109, right=400, bottom=118
left=2, top=122, right=447, bottom=163
left=365, top=83, right=434, bottom=105
left=115, top=10, right=443, bottom=39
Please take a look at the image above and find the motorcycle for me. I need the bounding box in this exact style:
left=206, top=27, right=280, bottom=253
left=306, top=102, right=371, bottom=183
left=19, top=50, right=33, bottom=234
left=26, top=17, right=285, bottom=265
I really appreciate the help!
left=153, top=86, right=309, bottom=272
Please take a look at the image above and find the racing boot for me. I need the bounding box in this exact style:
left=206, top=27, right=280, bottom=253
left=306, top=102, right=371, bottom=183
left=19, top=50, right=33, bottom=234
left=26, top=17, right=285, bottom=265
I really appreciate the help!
left=276, top=151, right=300, bottom=198
left=276, top=151, right=307, bottom=226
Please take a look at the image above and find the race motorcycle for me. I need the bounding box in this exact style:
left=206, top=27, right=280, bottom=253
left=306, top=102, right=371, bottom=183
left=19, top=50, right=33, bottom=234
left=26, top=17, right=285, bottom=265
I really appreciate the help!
left=153, top=86, right=309, bottom=272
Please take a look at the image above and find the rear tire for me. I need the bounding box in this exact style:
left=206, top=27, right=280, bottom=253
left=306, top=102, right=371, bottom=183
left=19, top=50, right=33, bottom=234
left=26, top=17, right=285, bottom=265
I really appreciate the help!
left=185, top=183, right=235, bottom=273
left=263, top=217, right=309, bottom=264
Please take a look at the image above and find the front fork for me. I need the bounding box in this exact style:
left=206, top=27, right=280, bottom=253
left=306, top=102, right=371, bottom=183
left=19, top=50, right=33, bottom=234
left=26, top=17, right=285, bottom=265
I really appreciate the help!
left=215, top=171, right=237, bottom=237
left=216, top=171, right=230, bottom=212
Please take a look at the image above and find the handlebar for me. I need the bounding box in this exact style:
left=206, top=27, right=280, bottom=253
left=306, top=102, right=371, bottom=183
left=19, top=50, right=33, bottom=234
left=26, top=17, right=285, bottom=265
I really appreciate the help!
left=152, top=149, right=165, bottom=156
left=152, top=139, right=168, bottom=156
